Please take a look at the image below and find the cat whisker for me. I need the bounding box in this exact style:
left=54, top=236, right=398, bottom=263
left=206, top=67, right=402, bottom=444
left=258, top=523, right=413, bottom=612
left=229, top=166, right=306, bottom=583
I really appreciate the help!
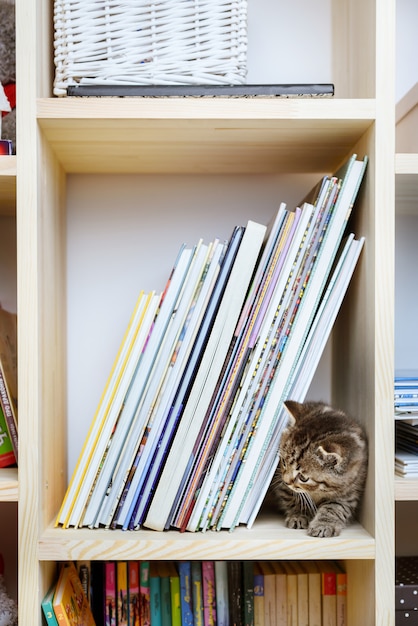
left=297, top=490, right=317, bottom=517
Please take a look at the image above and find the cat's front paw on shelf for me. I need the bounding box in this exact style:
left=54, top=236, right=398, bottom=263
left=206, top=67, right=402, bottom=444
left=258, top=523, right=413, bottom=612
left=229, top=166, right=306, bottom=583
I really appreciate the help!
left=307, top=519, right=342, bottom=537
left=285, top=513, right=310, bottom=529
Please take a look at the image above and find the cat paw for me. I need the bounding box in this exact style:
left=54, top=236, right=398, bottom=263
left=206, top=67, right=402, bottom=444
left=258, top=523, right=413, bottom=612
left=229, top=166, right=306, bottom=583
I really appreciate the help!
left=307, top=522, right=342, bottom=537
left=285, top=514, right=309, bottom=530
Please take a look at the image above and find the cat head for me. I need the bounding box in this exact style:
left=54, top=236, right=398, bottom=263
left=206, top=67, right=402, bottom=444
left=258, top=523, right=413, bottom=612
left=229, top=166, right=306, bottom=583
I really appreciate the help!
left=279, top=400, right=368, bottom=501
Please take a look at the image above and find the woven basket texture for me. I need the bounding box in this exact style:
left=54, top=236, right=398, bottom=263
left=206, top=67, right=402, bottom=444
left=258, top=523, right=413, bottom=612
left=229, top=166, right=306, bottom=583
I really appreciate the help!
left=54, top=0, right=248, bottom=95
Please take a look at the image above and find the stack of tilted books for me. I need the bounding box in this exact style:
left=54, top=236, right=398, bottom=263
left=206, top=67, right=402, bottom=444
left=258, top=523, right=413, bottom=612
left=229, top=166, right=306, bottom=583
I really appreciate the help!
left=56, top=154, right=367, bottom=532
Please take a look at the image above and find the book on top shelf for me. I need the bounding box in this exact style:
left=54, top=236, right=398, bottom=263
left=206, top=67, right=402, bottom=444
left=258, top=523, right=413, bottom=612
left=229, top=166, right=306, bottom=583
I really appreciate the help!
left=65, top=83, right=335, bottom=98
left=0, top=306, right=18, bottom=463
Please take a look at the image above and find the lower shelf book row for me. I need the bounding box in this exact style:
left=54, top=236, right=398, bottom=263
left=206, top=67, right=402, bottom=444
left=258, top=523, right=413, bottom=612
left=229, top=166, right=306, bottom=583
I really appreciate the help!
left=41, top=559, right=347, bottom=626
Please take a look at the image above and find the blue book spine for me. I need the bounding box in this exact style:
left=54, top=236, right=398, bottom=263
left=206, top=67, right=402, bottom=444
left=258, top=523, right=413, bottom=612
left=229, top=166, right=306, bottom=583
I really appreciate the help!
left=179, top=561, right=194, bottom=626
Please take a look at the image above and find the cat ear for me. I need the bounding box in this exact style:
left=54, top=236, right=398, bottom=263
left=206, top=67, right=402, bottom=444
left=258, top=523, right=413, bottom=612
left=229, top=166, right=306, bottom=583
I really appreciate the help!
left=317, top=443, right=343, bottom=467
left=283, top=400, right=304, bottom=425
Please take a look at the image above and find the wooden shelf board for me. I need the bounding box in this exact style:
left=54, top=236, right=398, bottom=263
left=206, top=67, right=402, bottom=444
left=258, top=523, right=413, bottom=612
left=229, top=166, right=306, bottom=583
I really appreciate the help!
left=39, top=516, right=374, bottom=562
left=396, top=154, right=418, bottom=214
left=0, top=467, right=18, bottom=502
left=395, top=476, right=418, bottom=501
left=0, top=156, right=16, bottom=216
left=37, top=98, right=375, bottom=175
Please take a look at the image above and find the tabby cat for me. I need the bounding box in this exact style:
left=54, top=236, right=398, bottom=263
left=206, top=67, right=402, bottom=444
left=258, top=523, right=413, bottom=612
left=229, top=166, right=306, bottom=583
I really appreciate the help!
left=270, top=400, right=368, bottom=537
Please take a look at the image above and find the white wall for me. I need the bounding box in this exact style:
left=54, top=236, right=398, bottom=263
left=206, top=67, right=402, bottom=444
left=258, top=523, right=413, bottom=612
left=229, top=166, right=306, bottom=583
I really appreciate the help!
left=396, top=0, right=418, bottom=102
left=246, top=0, right=331, bottom=85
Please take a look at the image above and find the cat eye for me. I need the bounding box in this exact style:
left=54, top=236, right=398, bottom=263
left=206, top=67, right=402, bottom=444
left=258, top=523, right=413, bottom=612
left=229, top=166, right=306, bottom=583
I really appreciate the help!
left=298, top=473, right=309, bottom=483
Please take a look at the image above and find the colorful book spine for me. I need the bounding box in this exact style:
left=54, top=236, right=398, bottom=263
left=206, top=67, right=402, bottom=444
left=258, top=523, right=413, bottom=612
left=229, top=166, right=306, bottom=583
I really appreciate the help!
left=253, top=563, right=264, bottom=626
left=117, top=561, right=129, bottom=626
left=105, top=561, right=117, bottom=626
left=319, top=564, right=337, bottom=626
left=158, top=562, right=173, bottom=626
left=41, top=582, right=59, bottom=626
left=215, top=561, right=229, bottom=626
left=179, top=561, right=194, bottom=626
left=242, top=562, right=254, bottom=626
left=202, top=561, right=217, bottom=626
left=0, top=403, right=15, bottom=467
left=336, top=565, right=347, bottom=626
left=0, top=369, right=17, bottom=462
left=169, top=563, right=181, bottom=626
left=140, top=561, right=151, bottom=626
left=192, top=561, right=204, bottom=626
left=77, top=560, right=90, bottom=602
left=128, top=561, right=141, bottom=626
left=150, top=562, right=162, bottom=626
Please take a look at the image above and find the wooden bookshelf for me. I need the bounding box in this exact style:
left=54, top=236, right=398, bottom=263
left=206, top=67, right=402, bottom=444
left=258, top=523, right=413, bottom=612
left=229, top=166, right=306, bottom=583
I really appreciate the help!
left=14, top=0, right=396, bottom=624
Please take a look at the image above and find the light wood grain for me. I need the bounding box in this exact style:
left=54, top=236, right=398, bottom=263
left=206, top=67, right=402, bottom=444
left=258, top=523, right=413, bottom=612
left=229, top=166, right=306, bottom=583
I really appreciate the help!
left=395, top=478, right=418, bottom=501
left=36, top=98, right=375, bottom=175
left=39, top=518, right=375, bottom=562
left=0, top=467, right=18, bottom=501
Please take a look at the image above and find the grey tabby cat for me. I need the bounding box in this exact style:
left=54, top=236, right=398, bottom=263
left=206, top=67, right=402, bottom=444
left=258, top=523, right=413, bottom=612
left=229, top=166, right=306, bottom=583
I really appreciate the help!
left=271, top=400, right=368, bottom=537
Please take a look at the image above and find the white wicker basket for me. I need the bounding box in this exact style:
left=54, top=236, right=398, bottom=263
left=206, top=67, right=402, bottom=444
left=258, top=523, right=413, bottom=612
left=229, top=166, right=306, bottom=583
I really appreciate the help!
left=53, top=1, right=248, bottom=96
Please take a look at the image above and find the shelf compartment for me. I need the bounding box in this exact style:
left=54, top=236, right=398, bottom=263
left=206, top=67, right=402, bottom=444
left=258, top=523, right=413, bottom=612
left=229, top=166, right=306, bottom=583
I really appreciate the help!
left=0, top=467, right=18, bottom=502
left=39, top=516, right=374, bottom=562
left=37, top=98, right=375, bottom=175
left=0, top=156, right=16, bottom=216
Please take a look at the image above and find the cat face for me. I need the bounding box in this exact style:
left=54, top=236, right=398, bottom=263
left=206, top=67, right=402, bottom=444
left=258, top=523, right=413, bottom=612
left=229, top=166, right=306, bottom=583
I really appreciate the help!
left=278, top=400, right=367, bottom=503
left=279, top=434, right=345, bottom=499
